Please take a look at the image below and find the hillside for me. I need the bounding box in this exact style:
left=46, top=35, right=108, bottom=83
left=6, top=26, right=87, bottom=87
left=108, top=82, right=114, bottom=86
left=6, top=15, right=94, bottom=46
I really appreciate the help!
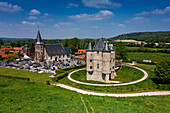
left=110, top=31, right=170, bottom=43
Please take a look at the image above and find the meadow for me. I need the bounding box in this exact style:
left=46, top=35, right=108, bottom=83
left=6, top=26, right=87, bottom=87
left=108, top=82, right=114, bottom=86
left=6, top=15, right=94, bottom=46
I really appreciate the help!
left=0, top=67, right=52, bottom=82
left=71, top=65, right=144, bottom=83
left=127, top=52, right=170, bottom=62
left=0, top=77, right=170, bottom=113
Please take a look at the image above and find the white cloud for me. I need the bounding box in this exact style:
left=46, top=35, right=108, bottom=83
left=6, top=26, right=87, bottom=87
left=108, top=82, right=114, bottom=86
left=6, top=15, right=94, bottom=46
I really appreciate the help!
left=54, top=24, right=60, bottom=27
left=126, top=17, right=150, bottom=23
left=28, top=16, right=38, bottom=20
left=161, top=18, right=170, bottom=23
left=82, top=0, right=121, bottom=8
left=109, top=22, right=115, bottom=25
left=67, top=3, right=79, bottom=8
left=29, top=9, right=41, bottom=15
left=68, top=10, right=114, bottom=20
left=44, top=13, right=49, bottom=16
left=54, top=22, right=74, bottom=27
left=22, top=21, right=42, bottom=26
left=92, top=26, right=99, bottom=29
left=0, top=2, right=23, bottom=12
left=136, top=6, right=170, bottom=15
left=118, top=24, right=125, bottom=28
left=58, top=22, right=74, bottom=25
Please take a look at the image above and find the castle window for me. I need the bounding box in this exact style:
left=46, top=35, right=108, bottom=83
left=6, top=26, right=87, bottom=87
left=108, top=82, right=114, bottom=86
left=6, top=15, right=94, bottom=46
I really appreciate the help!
left=90, top=59, right=92, bottom=62
left=97, top=51, right=99, bottom=54
left=51, top=56, right=52, bottom=59
left=97, top=64, right=99, bottom=69
left=112, top=66, right=114, bottom=69
left=90, top=66, right=92, bottom=69
left=113, top=59, right=114, bottom=62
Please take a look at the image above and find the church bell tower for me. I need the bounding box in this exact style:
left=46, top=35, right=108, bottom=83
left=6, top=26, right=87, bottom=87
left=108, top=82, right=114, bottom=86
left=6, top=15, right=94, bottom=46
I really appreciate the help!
left=35, top=30, right=44, bottom=62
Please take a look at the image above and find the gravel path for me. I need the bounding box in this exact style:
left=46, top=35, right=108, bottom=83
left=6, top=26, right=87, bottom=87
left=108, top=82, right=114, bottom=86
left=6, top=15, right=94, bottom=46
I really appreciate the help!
left=53, top=83, right=170, bottom=97
left=68, top=65, right=148, bottom=86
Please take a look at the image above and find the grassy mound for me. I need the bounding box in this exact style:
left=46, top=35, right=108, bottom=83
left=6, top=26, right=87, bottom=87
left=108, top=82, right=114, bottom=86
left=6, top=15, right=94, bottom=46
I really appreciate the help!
left=71, top=65, right=144, bottom=84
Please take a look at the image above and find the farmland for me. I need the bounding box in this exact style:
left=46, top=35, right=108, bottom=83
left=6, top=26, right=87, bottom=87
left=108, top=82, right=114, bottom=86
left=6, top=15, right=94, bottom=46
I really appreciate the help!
left=127, top=52, right=170, bottom=62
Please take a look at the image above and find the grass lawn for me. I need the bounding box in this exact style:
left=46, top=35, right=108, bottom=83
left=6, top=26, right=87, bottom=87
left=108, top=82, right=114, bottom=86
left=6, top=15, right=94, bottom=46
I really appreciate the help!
left=0, top=45, right=12, bottom=48
left=0, top=78, right=169, bottom=113
left=58, top=64, right=160, bottom=93
left=127, top=52, right=170, bottom=62
left=0, top=67, right=52, bottom=82
left=71, top=65, right=144, bottom=83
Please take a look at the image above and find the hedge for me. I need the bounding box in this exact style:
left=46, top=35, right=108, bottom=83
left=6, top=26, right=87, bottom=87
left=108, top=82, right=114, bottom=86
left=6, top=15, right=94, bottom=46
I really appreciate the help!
left=53, top=64, right=86, bottom=82
left=0, top=75, right=30, bottom=81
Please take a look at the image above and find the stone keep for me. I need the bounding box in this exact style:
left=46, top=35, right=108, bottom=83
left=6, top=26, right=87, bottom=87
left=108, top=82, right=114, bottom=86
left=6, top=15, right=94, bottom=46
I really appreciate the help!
left=86, top=38, right=116, bottom=83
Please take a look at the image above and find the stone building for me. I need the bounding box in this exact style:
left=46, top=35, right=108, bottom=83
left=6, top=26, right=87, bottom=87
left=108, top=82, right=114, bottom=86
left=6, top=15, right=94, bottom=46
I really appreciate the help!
left=86, top=38, right=116, bottom=83
left=34, top=30, right=71, bottom=63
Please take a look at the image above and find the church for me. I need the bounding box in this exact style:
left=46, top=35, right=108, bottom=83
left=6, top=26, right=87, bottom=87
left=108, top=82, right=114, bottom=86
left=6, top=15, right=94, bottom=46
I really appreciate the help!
left=86, top=38, right=116, bottom=83
left=34, top=30, right=71, bottom=63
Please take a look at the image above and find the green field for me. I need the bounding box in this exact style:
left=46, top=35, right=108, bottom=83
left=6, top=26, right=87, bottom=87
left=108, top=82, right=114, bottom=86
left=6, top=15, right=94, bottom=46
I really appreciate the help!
left=71, top=66, right=144, bottom=83
left=58, top=64, right=161, bottom=93
left=126, top=47, right=164, bottom=50
left=127, top=52, right=170, bottom=62
left=0, top=67, right=52, bottom=82
left=0, top=77, right=170, bottom=113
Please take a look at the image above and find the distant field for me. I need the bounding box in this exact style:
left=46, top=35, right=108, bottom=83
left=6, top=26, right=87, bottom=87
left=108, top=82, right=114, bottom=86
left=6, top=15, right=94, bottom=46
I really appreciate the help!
left=0, top=45, right=12, bottom=48
left=0, top=77, right=170, bottom=113
left=126, top=47, right=164, bottom=50
left=127, top=52, right=170, bottom=62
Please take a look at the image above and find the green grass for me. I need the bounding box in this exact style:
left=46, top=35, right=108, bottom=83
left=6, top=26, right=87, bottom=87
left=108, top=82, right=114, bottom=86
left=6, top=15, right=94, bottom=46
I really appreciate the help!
left=126, top=47, right=164, bottom=50
left=0, top=78, right=170, bottom=113
left=113, top=66, right=144, bottom=83
left=1, top=45, right=12, bottom=48
left=58, top=64, right=163, bottom=93
left=0, top=67, right=52, bottom=82
left=71, top=66, right=144, bottom=83
left=127, top=52, right=170, bottom=62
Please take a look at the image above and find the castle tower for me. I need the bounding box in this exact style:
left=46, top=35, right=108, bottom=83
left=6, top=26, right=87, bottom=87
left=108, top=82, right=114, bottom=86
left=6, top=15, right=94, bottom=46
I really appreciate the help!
left=86, top=38, right=116, bottom=83
left=35, top=30, right=44, bottom=62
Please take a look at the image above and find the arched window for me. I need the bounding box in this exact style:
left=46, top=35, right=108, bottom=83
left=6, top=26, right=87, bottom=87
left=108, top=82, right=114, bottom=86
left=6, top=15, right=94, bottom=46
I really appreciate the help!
left=90, top=66, right=92, bottom=69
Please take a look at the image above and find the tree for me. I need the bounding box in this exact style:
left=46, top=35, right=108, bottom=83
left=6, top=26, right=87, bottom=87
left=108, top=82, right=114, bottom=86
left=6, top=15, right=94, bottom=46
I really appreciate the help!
left=154, top=59, right=170, bottom=84
left=115, top=42, right=127, bottom=60
left=6, top=54, right=18, bottom=61
left=16, top=41, right=21, bottom=47
left=10, top=42, right=15, bottom=47
left=29, top=42, right=35, bottom=53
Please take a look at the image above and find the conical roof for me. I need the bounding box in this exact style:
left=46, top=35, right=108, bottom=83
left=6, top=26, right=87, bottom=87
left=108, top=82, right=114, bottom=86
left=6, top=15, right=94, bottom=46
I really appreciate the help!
left=36, top=30, right=44, bottom=44
left=87, top=43, right=92, bottom=51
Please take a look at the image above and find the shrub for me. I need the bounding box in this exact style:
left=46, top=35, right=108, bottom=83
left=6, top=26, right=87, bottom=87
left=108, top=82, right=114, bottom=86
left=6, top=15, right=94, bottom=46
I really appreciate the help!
left=46, top=81, right=50, bottom=85
left=154, top=59, right=170, bottom=84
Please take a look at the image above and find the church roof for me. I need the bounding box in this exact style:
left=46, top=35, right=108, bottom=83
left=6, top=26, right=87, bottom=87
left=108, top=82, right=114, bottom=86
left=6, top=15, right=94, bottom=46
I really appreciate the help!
left=36, top=30, right=44, bottom=44
left=64, top=47, right=71, bottom=55
left=44, top=44, right=67, bottom=56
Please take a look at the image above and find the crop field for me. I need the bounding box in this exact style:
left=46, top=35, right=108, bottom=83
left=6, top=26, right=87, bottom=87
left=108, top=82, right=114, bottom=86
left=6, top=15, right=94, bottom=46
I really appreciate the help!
left=0, top=77, right=170, bottom=113
left=71, top=66, right=144, bottom=83
left=127, top=52, right=170, bottom=62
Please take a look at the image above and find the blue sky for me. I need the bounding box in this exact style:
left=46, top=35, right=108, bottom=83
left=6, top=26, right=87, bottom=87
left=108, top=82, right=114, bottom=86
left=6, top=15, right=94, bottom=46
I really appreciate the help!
left=0, top=0, right=169, bottom=39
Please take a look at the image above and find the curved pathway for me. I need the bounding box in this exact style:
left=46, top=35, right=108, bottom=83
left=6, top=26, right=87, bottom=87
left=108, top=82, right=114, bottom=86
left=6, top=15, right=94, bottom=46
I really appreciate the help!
left=53, top=83, right=170, bottom=97
left=68, top=65, right=148, bottom=86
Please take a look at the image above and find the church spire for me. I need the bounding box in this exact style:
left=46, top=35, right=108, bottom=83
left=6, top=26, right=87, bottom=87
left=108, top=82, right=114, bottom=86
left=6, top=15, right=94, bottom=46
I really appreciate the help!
left=36, top=30, right=44, bottom=44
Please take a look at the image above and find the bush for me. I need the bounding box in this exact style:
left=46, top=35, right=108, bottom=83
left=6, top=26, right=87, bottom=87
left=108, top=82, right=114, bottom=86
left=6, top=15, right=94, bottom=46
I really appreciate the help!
left=154, top=59, right=170, bottom=84
left=46, top=81, right=50, bottom=85
left=157, top=84, right=170, bottom=90
left=52, top=72, right=69, bottom=82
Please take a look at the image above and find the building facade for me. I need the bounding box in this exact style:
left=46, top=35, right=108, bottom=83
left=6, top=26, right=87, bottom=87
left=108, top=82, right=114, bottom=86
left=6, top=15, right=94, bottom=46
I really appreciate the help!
left=34, top=30, right=71, bottom=63
left=86, top=38, right=116, bottom=83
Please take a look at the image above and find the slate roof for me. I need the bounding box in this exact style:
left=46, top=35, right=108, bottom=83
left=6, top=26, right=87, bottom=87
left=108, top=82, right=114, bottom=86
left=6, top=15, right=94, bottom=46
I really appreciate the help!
left=93, top=38, right=106, bottom=51
left=87, top=37, right=115, bottom=51
left=36, top=30, right=44, bottom=44
left=64, top=47, right=71, bottom=55
left=44, top=44, right=67, bottom=56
